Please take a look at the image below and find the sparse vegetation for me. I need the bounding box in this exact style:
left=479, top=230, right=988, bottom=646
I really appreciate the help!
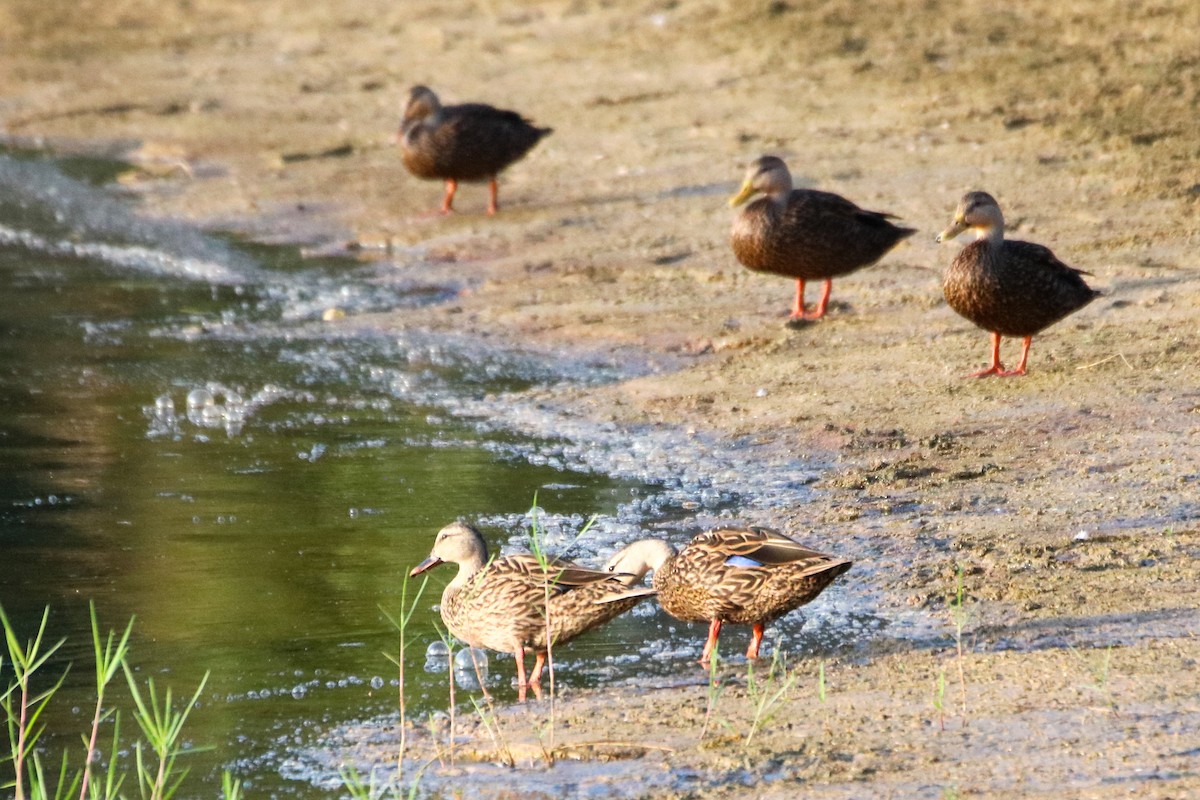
left=933, top=666, right=948, bottom=732
left=743, top=648, right=798, bottom=753
left=525, top=500, right=599, bottom=764
left=380, top=574, right=429, bottom=779
left=698, top=645, right=725, bottom=743
left=430, top=624, right=458, bottom=766
left=949, top=565, right=972, bottom=726
left=0, top=605, right=238, bottom=800
left=1071, top=644, right=1118, bottom=714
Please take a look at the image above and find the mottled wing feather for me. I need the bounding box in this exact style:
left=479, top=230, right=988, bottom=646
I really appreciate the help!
left=656, top=527, right=852, bottom=626
left=732, top=189, right=915, bottom=281
left=594, top=585, right=656, bottom=604
left=441, top=553, right=651, bottom=654
left=501, top=554, right=628, bottom=590
left=402, top=102, right=550, bottom=182
left=442, top=564, right=553, bottom=653
left=701, top=526, right=832, bottom=565
left=944, top=239, right=1099, bottom=337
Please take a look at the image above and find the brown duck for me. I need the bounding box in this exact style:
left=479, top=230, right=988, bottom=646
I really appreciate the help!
left=729, top=155, right=916, bottom=320
left=410, top=521, right=653, bottom=699
left=604, top=526, right=851, bottom=664
left=398, top=85, right=552, bottom=216
left=937, top=191, right=1100, bottom=377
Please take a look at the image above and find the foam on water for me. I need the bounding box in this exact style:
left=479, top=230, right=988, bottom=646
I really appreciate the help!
left=0, top=221, right=247, bottom=284
left=1, top=150, right=924, bottom=800
left=0, top=153, right=254, bottom=283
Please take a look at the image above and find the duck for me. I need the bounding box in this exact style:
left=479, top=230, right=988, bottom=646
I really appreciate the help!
left=398, top=85, right=552, bottom=216
left=729, top=155, right=916, bottom=320
left=604, top=526, right=851, bottom=664
left=937, top=191, right=1101, bottom=377
left=409, top=521, right=653, bottom=699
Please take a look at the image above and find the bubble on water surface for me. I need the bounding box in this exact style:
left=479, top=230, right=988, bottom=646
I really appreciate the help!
left=453, top=647, right=488, bottom=675
left=147, top=382, right=288, bottom=439
left=186, top=387, right=215, bottom=411
left=145, top=393, right=181, bottom=438
left=200, top=404, right=223, bottom=427
left=424, top=641, right=450, bottom=673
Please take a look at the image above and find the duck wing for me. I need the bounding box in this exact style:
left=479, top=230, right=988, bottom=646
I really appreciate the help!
left=698, top=526, right=838, bottom=567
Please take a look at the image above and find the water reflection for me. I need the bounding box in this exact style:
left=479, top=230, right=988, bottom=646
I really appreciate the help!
left=0, top=151, right=658, bottom=796
left=0, top=150, right=873, bottom=799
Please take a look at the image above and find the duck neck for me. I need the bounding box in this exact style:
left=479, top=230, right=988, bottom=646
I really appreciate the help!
left=974, top=225, right=1004, bottom=245
left=444, top=551, right=488, bottom=599
left=641, top=540, right=678, bottom=585
left=974, top=206, right=1005, bottom=245
left=767, top=174, right=793, bottom=208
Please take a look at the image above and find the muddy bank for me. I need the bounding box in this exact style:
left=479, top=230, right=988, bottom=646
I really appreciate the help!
left=297, top=637, right=1200, bottom=798
left=2, top=0, right=1198, bottom=796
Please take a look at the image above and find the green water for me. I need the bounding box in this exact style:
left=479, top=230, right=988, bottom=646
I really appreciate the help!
left=0, top=149, right=876, bottom=798
left=0, top=151, right=659, bottom=796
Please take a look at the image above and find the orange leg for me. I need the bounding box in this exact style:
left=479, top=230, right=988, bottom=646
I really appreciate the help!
left=805, top=279, right=833, bottom=320
left=788, top=279, right=807, bottom=318
left=486, top=177, right=499, bottom=216
left=998, top=335, right=1033, bottom=377
left=746, top=623, right=765, bottom=660
left=969, top=331, right=1007, bottom=378
left=529, top=651, right=547, bottom=685
left=440, top=179, right=458, bottom=214
left=699, top=618, right=723, bottom=665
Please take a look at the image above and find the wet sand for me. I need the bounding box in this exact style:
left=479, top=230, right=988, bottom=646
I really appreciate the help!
left=3, top=0, right=1198, bottom=795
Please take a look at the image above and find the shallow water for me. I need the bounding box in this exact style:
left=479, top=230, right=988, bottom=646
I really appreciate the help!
left=0, top=150, right=878, bottom=798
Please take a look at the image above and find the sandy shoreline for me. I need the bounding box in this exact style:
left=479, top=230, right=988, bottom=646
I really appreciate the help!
left=3, top=0, right=1198, bottom=795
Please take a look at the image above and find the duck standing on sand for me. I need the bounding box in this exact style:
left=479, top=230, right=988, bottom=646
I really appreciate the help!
left=937, top=191, right=1101, bottom=377
left=729, top=155, right=916, bottom=320
left=410, top=521, right=653, bottom=700
left=397, top=85, right=552, bottom=216
left=604, top=526, right=851, bottom=664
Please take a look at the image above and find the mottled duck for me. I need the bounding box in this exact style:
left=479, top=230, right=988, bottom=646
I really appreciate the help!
left=410, top=521, right=652, bottom=699
left=937, top=191, right=1100, bottom=377
left=729, top=155, right=915, bottom=320
left=398, top=85, right=552, bottom=215
left=604, top=526, right=851, bottom=664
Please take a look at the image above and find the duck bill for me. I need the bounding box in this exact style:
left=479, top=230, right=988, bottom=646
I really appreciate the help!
left=409, top=556, right=443, bottom=577
left=728, top=180, right=756, bottom=208
left=936, top=219, right=969, bottom=243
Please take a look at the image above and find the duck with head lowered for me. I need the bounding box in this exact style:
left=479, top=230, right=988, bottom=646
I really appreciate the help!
left=410, top=521, right=653, bottom=700
left=604, top=526, right=851, bottom=665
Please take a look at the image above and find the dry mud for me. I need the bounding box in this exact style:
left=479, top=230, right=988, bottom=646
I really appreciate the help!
left=3, top=1, right=1198, bottom=796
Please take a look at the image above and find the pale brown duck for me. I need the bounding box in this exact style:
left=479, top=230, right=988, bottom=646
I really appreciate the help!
left=937, top=191, right=1100, bottom=377
left=410, top=521, right=653, bottom=699
left=398, top=85, right=552, bottom=216
left=604, top=526, right=851, bottom=664
left=729, top=155, right=916, bottom=320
